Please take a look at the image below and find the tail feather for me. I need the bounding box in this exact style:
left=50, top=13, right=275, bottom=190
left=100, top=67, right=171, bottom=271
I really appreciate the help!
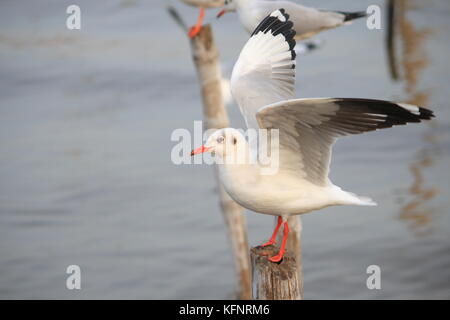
left=348, top=193, right=378, bottom=206
left=336, top=10, right=368, bottom=22
left=331, top=186, right=378, bottom=206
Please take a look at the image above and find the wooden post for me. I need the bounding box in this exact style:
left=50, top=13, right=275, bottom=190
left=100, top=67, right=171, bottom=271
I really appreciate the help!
left=250, top=245, right=302, bottom=300
left=280, top=216, right=304, bottom=298
left=386, top=0, right=400, bottom=80
left=190, top=25, right=252, bottom=300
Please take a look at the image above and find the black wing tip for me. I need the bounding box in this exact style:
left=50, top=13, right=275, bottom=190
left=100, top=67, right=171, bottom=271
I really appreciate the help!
left=251, top=8, right=297, bottom=60
left=333, top=98, right=435, bottom=126
left=418, top=106, right=435, bottom=120
left=251, top=9, right=293, bottom=36
left=338, top=10, right=368, bottom=22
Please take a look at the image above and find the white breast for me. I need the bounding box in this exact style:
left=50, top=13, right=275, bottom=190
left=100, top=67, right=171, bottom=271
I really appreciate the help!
left=217, top=162, right=336, bottom=216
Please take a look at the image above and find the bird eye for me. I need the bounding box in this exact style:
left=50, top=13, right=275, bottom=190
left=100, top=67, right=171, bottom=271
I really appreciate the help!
left=217, top=136, right=225, bottom=143
left=233, top=137, right=237, bottom=145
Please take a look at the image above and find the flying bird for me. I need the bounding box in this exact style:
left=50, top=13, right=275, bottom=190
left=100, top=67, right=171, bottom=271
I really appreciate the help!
left=191, top=9, right=434, bottom=262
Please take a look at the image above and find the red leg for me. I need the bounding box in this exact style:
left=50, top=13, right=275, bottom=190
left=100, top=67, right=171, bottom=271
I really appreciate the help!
left=188, top=8, right=205, bottom=38
left=260, top=216, right=282, bottom=247
left=268, top=221, right=289, bottom=263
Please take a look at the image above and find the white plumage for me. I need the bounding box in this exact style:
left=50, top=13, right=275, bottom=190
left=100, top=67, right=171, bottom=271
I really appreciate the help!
left=231, top=20, right=296, bottom=128
left=218, top=0, right=367, bottom=40
left=192, top=9, right=434, bottom=262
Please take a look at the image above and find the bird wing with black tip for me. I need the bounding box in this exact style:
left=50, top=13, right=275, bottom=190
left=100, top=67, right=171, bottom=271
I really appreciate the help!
left=256, top=98, right=435, bottom=186
left=230, top=8, right=297, bottom=129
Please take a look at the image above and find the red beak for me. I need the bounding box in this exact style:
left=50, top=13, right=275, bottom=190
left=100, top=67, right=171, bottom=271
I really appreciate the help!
left=217, top=9, right=226, bottom=18
left=191, top=145, right=212, bottom=156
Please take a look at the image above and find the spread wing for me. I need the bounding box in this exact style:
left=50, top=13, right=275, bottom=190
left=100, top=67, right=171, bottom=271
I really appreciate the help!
left=256, top=98, right=434, bottom=186
left=231, top=9, right=296, bottom=129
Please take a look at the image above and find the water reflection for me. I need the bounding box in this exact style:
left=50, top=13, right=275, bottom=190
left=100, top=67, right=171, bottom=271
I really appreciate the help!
left=392, top=0, right=439, bottom=236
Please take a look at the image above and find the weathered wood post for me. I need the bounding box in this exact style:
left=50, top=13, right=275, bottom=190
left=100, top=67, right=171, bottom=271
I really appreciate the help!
left=281, top=216, right=304, bottom=298
left=250, top=245, right=302, bottom=300
left=189, top=25, right=252, bottom=300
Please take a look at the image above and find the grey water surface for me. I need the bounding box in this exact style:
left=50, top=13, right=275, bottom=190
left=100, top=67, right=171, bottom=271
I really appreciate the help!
left=0, top=0, right=449, bottom=299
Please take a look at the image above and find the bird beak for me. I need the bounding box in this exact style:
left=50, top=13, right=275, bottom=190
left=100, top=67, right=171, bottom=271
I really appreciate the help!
left=217, top=9, right=226, bottom=18
left=191, top=145, right=212, bottom=156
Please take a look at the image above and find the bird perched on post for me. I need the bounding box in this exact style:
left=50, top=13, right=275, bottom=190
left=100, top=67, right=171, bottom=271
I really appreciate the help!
left=215, top=0, right=367, bottom=40
left=183, top=0, right=324, bottom=56
left=191, top=9, right=435, bottom=263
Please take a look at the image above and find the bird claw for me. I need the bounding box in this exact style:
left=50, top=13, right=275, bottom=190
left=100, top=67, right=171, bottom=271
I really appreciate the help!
left=259, top=240, right=275, bottom=248
left=187, top=8, right=205, bottom=38
left=268, top=254, right=283, bottom=263
left=188, top=26, right=201, bottom=38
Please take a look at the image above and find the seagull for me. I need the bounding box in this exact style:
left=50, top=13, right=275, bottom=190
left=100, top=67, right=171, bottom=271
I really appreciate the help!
left=216, top=0, right=367, bottom=40
left=183, top=0, right=324, bottom=56
left=190, top=9, right=435, bottom=263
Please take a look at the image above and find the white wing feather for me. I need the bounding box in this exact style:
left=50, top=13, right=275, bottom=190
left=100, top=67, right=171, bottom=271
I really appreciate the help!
left=231, top=9, right=296, bottom=129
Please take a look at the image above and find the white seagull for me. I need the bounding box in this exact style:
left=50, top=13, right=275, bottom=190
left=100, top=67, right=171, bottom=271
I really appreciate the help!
left=183, top=0, right=324, bottom=55
left=216, top=0, right=367, bottom=40
left=191, top=9, right=434, bottom=262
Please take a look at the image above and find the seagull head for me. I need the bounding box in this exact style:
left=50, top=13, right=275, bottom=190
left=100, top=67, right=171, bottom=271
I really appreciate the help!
left=191, top=128, right=248, bottom=162
left=217, top=0, right=237, bottom=18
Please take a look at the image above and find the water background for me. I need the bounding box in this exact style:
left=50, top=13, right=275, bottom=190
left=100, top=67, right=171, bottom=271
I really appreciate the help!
left=0, top=0, right=449, bottom=299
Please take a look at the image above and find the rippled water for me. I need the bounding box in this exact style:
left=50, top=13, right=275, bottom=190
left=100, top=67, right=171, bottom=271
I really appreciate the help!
left=0, top=0, right=449, bottom=299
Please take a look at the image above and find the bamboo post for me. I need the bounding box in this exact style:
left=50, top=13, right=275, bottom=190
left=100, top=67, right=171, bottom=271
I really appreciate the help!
left=190, top=24, right=252, bottom=300
left=250, top=245, right=302, bottom=300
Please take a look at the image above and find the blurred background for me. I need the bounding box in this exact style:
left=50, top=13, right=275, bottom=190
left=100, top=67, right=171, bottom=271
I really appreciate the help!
left=0, top=0, right=449, bottom=299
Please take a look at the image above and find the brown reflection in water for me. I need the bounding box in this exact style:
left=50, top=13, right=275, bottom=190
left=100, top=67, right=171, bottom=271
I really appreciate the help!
left=395, top=0, right=439, bottom=236
left=398, top=1, right=432, bottom=93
